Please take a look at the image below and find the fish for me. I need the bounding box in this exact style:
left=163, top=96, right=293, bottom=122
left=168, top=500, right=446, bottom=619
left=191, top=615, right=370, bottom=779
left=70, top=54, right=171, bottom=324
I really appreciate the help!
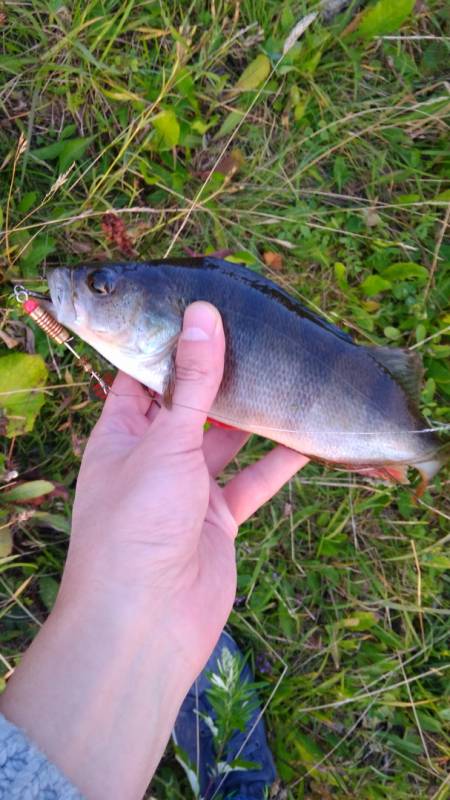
left=45, top=257, right=449, bottom=490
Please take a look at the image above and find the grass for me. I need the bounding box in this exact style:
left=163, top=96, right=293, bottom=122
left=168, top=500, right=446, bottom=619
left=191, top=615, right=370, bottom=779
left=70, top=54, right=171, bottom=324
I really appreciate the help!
left=1, top=0, right=450, bottom=797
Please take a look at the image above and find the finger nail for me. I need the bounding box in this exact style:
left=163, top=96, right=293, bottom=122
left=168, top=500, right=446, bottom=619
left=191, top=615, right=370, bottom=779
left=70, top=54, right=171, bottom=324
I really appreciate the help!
left=181, top=302, right=220, bottom=341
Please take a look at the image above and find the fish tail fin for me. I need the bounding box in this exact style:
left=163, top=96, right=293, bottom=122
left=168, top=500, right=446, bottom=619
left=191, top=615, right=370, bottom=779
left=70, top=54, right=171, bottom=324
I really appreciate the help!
left=415, top=441, right=450, bottom=498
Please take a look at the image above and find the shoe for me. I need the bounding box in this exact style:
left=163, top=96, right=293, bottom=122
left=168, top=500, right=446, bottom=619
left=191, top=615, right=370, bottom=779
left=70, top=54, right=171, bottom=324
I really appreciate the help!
left=172, top=631, right=276, bottom=799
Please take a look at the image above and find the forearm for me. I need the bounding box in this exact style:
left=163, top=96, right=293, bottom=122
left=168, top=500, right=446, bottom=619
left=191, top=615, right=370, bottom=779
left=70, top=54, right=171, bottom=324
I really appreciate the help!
left=0, top=587, right=194, bottom=800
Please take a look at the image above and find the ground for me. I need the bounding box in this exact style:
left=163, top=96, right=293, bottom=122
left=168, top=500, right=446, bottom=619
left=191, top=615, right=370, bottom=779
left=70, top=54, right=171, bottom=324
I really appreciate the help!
left=0, top=1, right=449, bottom=798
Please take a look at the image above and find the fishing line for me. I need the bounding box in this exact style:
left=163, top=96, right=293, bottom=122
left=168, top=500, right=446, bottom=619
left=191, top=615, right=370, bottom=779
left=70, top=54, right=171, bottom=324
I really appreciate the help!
left=11, top=286, right=450, bottom=442
left=162, top=402, right=450, bottom=438
left=35, top=245, right=446, bottom=430
left=99, top=385, right=450, bottom=439
left=13, top=285, right=110, bottom=397
left=2, top=378, right=449, bottom=437
left=78, top=275, right=448, bottom=430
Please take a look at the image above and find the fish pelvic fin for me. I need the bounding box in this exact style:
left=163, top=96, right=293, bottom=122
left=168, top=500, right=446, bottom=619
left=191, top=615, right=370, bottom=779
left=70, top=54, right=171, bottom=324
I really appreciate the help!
left=162, top=352, right=176, bottom=409
left=206, top=417, right=240, bottom=431
left=366, top=345, right=424, bottom=407
left=353, top=464, right=410, bottom=485
left=356, top=441, right=450, bottom=496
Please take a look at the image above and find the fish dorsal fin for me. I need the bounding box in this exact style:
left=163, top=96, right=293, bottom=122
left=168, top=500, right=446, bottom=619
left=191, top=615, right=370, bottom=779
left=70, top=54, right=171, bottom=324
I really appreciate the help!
left=366, top=346, right=424, bottom=406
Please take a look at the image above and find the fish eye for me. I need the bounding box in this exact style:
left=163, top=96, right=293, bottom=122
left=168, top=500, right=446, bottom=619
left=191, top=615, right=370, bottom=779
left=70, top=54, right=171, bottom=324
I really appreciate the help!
left=87, top=269, right=116, bottom=296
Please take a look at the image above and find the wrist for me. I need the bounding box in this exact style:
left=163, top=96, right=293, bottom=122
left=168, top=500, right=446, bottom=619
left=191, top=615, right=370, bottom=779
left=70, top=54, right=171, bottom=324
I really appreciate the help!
left=52, top=570, right=200, bottom=697
left=1, top=583, right=195, bottom=800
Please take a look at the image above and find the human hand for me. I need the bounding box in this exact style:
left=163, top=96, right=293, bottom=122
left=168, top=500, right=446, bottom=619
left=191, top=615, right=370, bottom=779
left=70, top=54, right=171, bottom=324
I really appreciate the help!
left=0, top=302, right=309, bottom=800
left=61, top=301, right=309, bottom=672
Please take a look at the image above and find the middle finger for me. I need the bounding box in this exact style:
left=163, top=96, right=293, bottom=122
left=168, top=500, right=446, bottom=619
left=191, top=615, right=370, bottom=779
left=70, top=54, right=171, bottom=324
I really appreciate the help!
left=203, top=426, right=250, bottom=477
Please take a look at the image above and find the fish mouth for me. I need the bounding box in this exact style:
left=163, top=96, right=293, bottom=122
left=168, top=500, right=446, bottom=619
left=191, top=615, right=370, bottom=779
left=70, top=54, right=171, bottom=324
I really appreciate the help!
left=46, top=267, right=78, bottom=325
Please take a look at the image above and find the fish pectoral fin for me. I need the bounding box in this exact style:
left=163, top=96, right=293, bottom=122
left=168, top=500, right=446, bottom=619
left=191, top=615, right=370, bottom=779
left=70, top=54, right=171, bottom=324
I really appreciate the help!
left=206, top=416, right=240, bottom=431
left=380, top=465, right=410, bottom=484
left=162, top=353, right=176, bottom=410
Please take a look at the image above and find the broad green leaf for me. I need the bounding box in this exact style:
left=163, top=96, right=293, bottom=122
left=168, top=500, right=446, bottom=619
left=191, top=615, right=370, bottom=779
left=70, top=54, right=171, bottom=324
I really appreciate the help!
left=33, top=511, right=71, bottom=533
left=356, top=0, right=415, bottom=39
left=58, top=136, right=94, bottom=171
left=384, top=325, right=401, bottom=340
left=415, top=710, right=444, bottom=734
left=381, top=262, right=428, bottom=282
left=350, top=304, right=375, bottom=332
left=214, top=110, right=245, bottom=140
left=233, top=54, right=271, bottom=92
left=334, top=261, right=350, bottom=291
left=427, top=360, right=450, bottom=394
left=415, top=323, right=427, bottom=343
left=0, top=353, right=48, bottom=436
left=433, top=189, right=450, bottom=202
left=19, top=235, right=56, bottom=275
left=191, top=119, right=208, bottom=134
left=296, top=48, right=323, bottom=77
left=395, top=193, right=421, bottom=205
left=101, top=86, right=144, bottom=103
left=386, top=733, right=423, bottom=756
left=39, top=575, right=59, bottom=610
left=360, top=274, right=392, bottom=295
left=30, top=137, right=93, bottom=171
left=294, top=97, right=309, bottom=122
left=30, top=140, right=66, bottom=162
left=172, top=745, right=200, bottom=797
left=340, top=612, right=377, bottom=631
left=0, top=527, right=13, bottom=558
left=60, top=123, right=77, bottom=140
left=151, top=109, right=180, bottom=149
left=17, top=191, right=38, bottom=213
left=1, top=480, right=54, bottom=503
left=225, top=251, right=257, bottom=266
left=278, top=603, right=296, bottom=638
left=421, top=553, right=450, bottom=570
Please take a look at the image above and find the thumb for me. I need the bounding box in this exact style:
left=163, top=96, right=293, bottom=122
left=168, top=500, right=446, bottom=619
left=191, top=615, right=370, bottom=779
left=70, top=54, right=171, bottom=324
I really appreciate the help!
left=159, top=302, right=225, bottom=448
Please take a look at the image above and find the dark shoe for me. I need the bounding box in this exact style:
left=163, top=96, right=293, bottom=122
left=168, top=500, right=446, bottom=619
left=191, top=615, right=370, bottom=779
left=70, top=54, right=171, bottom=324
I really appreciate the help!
left=172, top=631, right=276, bottom=799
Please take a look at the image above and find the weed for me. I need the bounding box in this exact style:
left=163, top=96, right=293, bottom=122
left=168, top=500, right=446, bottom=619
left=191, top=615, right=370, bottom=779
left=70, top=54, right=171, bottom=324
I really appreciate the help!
left=1, top=1, right=449, bottom=797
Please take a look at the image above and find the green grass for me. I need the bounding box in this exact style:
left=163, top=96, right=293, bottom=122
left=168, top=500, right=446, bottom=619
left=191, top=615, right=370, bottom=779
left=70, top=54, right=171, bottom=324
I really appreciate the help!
left=1, top=0, right=450, bottom=797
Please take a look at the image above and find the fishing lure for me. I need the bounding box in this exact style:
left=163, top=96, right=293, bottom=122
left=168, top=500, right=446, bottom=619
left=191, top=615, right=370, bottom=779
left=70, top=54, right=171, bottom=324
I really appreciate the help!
left=13, top=285, right=110, bottom=398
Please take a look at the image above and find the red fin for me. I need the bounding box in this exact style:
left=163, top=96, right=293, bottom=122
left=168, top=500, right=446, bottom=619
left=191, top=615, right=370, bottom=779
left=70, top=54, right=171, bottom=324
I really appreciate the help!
left=89, top=371, right=115, bottom=402
left=414, top=480, right=427, bottom=500
left=380, top=465, right=409, bottom=484
left=348, top=464, right=410, bottom=484
left=206, top=416, right=239, bottom=431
